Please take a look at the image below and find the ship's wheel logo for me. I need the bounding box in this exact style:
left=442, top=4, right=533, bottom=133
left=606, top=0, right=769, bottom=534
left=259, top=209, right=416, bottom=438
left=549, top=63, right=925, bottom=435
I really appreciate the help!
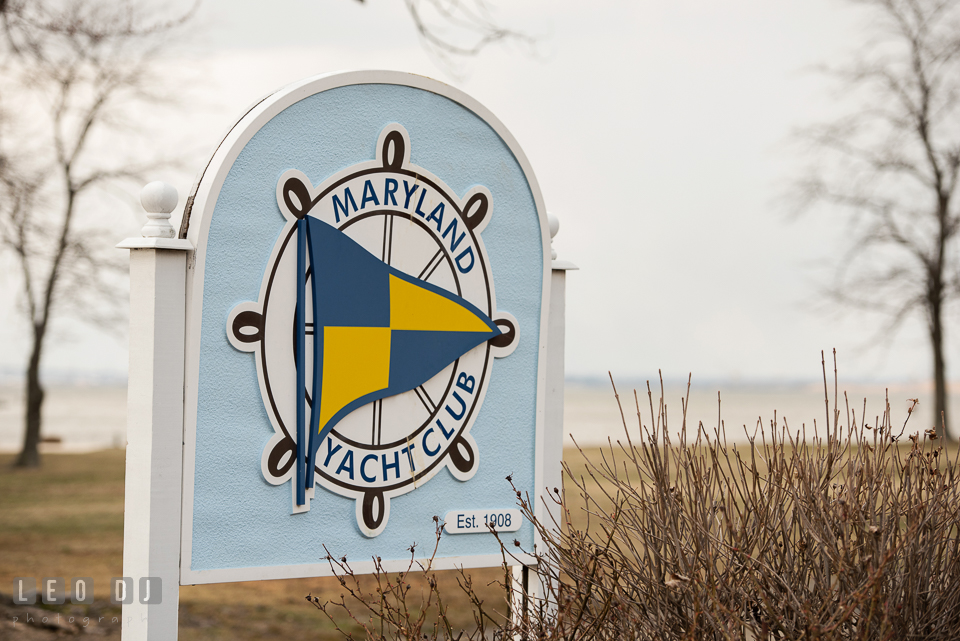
left=227, top=124, right=518, bottom=536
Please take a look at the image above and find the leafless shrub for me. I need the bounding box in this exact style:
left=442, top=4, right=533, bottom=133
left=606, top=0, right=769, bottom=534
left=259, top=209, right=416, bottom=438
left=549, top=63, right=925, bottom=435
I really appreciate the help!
left=306, top=515, right=511, bottom=640
left=311, top=353, right=960, bottom=640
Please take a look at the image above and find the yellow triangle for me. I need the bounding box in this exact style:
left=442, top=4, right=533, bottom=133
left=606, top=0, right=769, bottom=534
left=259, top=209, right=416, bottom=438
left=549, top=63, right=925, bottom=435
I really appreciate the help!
left=389, top=274, right=490, bottom=333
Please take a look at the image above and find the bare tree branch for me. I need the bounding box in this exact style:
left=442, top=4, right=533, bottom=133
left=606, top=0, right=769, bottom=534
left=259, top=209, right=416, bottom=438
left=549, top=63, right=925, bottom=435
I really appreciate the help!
left=398, top=0, right=533, bottom=77
left=794, top=0, right=960, bottom=438
left=0, top=0, right=196, bottom=467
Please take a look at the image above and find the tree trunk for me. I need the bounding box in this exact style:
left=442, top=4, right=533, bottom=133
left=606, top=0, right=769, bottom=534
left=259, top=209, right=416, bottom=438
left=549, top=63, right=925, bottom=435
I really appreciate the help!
left=930, top=296, right=949, bottom=440
left=14, top=325, right=45, bottom=468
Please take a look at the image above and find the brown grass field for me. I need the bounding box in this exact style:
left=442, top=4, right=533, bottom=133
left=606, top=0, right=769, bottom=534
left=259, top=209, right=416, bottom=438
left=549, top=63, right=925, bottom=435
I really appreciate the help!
left=0, top=449, right=602, bottom=640
left=5, top=413, right=954, bottom=640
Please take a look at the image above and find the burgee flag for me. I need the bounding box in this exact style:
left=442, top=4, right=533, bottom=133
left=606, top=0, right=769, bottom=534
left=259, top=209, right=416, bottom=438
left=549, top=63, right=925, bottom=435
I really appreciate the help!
left=296, top=217, right=500, bottom=500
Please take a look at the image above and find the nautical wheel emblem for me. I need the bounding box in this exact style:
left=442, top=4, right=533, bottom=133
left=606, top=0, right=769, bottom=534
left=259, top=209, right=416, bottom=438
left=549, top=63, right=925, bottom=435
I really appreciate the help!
left=227, top=124, right=518, bottom=536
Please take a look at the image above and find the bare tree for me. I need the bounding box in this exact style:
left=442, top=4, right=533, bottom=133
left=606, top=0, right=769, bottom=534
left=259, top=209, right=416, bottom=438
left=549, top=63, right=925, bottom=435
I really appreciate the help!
left=797, top=0, right=960, bottom=438
left=0, top=0, right=529, bottom=468
left=0, top=0, right=197, bottom=467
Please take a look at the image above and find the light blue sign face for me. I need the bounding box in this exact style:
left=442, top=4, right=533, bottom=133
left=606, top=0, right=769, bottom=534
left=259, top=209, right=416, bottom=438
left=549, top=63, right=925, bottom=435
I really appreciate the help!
left=179, top=73, right=549, bottom=584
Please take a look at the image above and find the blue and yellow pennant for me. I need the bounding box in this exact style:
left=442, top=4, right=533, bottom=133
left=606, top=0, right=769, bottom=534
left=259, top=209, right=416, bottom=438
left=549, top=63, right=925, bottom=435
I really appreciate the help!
left=294, top=217, right=500, bottom=503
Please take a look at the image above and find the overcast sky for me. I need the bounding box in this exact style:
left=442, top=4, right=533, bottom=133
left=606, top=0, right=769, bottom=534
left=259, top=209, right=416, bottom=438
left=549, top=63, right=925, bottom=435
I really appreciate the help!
left=0, top=0, right=948, bottom=385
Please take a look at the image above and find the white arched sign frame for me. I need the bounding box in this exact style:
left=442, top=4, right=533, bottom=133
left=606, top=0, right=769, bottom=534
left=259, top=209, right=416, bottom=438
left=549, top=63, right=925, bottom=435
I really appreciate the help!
left=178, top=71, right=552, bottom=585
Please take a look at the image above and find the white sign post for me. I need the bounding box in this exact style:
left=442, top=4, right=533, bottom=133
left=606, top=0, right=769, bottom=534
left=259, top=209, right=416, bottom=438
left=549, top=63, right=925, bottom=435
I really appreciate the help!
left=512, top=215, right=576, bottom=617
left=117, top=71, right=574, bottom=639
left=117, top=183, right=192, bottom=639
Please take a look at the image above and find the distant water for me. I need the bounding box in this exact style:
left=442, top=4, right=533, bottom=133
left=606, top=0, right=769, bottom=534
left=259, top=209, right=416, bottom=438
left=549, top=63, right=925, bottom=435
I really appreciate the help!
left=0, top=384, right=127, bottom=453
left=564, top=381, right=960, bottom=446
left=1, top=381, right=958, bottom=452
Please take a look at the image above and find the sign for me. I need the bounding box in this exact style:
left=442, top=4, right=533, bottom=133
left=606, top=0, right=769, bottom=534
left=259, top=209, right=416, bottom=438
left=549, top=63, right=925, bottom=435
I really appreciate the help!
left=228, top=124, right=518, bottom=535
left=177, top=71, right=551, bottom=584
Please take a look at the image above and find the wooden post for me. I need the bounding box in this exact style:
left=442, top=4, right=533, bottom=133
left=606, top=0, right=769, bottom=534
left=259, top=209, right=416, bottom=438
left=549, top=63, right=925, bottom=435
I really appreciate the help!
left=116, top=182, right=192, bottom=640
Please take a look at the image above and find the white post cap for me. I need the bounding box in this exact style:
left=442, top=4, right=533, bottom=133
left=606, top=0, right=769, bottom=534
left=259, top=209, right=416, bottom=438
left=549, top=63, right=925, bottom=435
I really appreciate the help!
left=140, top=182, right=179, bottom=239
left=548, top=213, right=577, bottom=271
left=548, top=214, right=560, bottom=260
left=116, top=182, right=193, bottom=250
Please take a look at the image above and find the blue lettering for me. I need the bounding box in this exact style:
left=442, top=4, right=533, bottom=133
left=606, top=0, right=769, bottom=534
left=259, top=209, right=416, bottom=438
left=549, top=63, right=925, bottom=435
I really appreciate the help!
left=455, top=247, right=474, bottom=273
left=415, top=189, right=429, bottom=218
left=422, top=428, right=441, bottom=456
left=336, top=450, right=355, bottom=480
left=332, top=188, right=358, bottom=223
left=442, top=218, right=466, bottom=253
left=402, top=181, right=419, bottom=208
left=445, top=391, right=467, bottom=421
left=361, top=180, right=380, bottom=209
left=382, top=451, right=401, bottom=480
left=384, top=178, right=399, bottom=206
left=323, top=439, right=342, bottom=467
left=436, top=418, right=454, bottom=439
left=426, top=203, right=444, bottom=232
left=456, top=373, right=475, bottom=395
left=360, top=454, right=378, bottom=482
left=458, top=514, right=466, bottom=528
left=402, top=443, right=417, bottom=471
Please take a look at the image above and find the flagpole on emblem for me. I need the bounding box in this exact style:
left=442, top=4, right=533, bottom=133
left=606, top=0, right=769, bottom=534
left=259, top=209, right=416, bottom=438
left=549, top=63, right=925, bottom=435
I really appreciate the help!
left=304, top=215, right=321, bottom=492
left=295, top=217, right=307, bottom=506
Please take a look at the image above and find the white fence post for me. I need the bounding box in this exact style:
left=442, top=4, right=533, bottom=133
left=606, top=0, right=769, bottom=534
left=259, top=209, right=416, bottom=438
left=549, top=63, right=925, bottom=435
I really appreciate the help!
left=517, top=214, right=577, bottom=625
left=116, top=182, right=192, bottom=640
left=544, top=214, right=576, bottom=549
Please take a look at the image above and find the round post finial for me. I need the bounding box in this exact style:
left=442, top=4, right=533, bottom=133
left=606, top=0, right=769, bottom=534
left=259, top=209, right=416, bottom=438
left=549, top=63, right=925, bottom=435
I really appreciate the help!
left=548, top=214, right=560, bottom=260
left=140, top=182, right=179, bottom=239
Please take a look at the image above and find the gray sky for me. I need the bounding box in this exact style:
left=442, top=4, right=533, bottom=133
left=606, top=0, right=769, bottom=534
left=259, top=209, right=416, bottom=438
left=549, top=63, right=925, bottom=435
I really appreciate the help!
left=0, top=0, right=947, bottom=384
